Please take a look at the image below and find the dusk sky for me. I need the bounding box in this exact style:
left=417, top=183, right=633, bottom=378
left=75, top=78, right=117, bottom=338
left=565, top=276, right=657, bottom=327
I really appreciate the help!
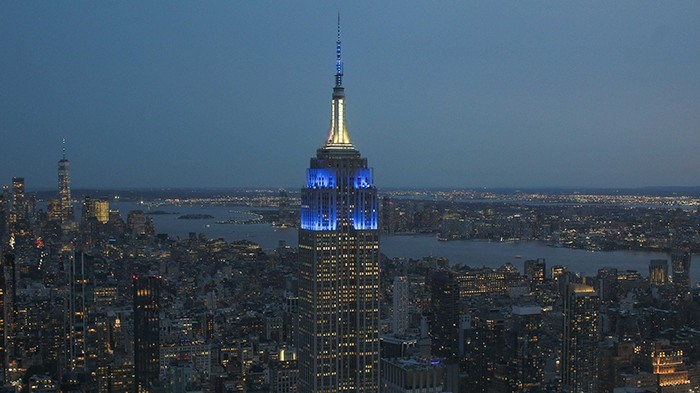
left=1, top=2, right=699, bottom=189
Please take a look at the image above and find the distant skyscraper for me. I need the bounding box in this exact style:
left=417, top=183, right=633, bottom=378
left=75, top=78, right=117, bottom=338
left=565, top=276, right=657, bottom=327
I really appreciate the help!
left=66, top=252, right=92, bottom=377
left=392, top=276, right=409, bottom=335
left=58, top=139, right=73, bottom=226
left=134, top=275, right=160, bottom=392
left=82, top=197, right=109, bottom=225
left=0, top=187, right=8, bottom=243
left=649, top=259, right=669, bottom=287
left=278, top=189, right=291, bottom=227
left=524, top=258, right=546, bottom=286
left=596, top=267, right=619, bottom=303
left=671, top=248, right=691, bottom=293
left=10, top=177, right=25, bottom=234
left=127, top=210, right=147, bottom=237
left=561, top=283, right=600, bottom=393
left=297, top=18, right=380, bottom=393
left=1, top=253, right=16, bottom=384
left=466, top=308, right=506, bottom=393
left=429, top=270, right=459, bottom=360
left=508, top=305, right=544, bottom=391
left=0, top=253, right=5, bottom=385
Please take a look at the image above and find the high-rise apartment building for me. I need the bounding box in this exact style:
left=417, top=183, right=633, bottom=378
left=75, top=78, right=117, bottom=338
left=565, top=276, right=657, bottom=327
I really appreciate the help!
left=297, top=19, right=380, bottom=393
left=561, top=283, right=600, bottom=393
left=392, top=276, right=409, bottom=336
left=508, top=305, right=544, bottom=391
left=134, top=275, right=161, bottom=392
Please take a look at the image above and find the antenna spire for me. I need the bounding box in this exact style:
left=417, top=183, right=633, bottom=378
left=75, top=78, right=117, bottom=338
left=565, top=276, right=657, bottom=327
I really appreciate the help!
left=335, top=13, right=343, bottom=87
left=62, top=138, right=66, bottom=160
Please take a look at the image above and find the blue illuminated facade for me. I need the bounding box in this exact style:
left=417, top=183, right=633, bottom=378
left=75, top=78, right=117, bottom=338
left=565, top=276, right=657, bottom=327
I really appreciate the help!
left=300, top=166, right=378, bottom=231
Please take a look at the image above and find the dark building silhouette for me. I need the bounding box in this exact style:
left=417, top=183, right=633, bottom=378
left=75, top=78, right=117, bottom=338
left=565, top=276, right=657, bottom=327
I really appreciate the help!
left=596, top=267, right=619, bottom=303
left=134, top=275, right=161, bottom=392
left=466, top=308, right=506, bottom=393
left=0, top=253, right=5, bottom=384
left=277, top=189, right=291, bottom=227
left=671, top=248, right=691, bottom=294
left=524, top=258, right=546, bottom=286
left=297, top=18, right=380, bottom=393
left=429, top=270, right=459, bottom=360
left=63, top=252, right=94, bottom=384
left=0, top=187, right=8, bottom=242
left=1, top=253, right=16, bottom=382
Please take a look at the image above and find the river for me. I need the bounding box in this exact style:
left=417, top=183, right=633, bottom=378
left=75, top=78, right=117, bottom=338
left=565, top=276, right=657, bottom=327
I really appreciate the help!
left=98, top=202, right=697, bottom=283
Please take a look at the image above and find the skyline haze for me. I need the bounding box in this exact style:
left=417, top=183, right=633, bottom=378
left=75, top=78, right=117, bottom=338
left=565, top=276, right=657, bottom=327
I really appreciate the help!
left=1, top=2, right=699, bottom=189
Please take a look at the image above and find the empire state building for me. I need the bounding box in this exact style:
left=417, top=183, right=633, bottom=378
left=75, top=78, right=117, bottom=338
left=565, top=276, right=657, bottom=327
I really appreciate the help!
left=298, top=20, right=380, bottom=393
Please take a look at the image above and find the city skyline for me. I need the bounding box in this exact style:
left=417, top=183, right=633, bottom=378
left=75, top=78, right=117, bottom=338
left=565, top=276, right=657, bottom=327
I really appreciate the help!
left=1, top=2, right=699, bottom=189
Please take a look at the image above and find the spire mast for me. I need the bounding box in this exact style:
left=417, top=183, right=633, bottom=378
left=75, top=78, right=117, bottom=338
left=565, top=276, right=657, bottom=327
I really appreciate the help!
left=62, top=137, right=66, bottom=160
left=335, top=13, right=343, bottom=87
left=323, top=13, right=354, bottom=151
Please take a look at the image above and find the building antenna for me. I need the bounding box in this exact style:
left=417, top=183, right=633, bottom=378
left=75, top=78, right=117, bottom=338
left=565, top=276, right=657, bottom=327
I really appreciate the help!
left=335, top=13, right=343, bottom=87
left=62, top=137, right=66, bottom=160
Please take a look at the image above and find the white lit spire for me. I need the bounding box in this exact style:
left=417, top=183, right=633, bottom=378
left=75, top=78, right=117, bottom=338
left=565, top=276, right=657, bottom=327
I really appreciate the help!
left=325, top=14, right=354, bottom=149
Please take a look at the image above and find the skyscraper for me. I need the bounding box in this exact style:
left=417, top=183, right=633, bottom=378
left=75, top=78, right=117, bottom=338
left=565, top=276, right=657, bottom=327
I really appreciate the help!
left=671, top=248, right=691, bottom=294
left=0, top=253, right=5, bottom=385
left=508, top=305, right=544, bottom=391
left=649, top=259, right=669, bottom=287
left=1, top=253, right=16, bottom=385
left=134, top=275, right=161, bottom=392
left=298, top=18, right=380, bottom=393
left=561, top=283, right=600, bottom=393
left=58, top=139, right=73, bottom=226
left=429, top=270, right=459, bottom=360
left=82, top=197, right=109, bottom=225
left=392, top=276, right=409, bottom=336
left=10, top=177, right=25, bottom=234
left=65, top=252, right=93, bottom=380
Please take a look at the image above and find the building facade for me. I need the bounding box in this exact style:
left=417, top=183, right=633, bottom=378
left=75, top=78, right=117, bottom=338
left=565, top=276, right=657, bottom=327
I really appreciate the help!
left=562, top=283, right=600, bottom=393
left=297, top=20, right=380, bottom=393
left=134, top=275, right=161, bottom=392
left=58, top=140, right=73, bottom=226
left=671, top=249, right=691, bottom=294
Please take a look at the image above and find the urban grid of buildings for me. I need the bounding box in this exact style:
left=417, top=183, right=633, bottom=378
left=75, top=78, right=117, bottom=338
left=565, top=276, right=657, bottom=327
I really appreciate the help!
left=2, top=21, right=700, bottom=393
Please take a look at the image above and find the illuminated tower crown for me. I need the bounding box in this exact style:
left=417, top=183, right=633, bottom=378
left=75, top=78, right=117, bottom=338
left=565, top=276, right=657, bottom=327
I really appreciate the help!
left=324, top=14, right=354, bottom=150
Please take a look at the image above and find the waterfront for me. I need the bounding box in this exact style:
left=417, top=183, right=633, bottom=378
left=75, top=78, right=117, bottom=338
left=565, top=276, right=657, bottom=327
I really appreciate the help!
left=99, top=202, right=697, bottom=283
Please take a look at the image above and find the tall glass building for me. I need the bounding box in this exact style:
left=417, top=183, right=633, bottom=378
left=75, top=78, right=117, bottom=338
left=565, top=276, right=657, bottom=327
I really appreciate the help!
left=297, top=19, right=380, bottom=393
